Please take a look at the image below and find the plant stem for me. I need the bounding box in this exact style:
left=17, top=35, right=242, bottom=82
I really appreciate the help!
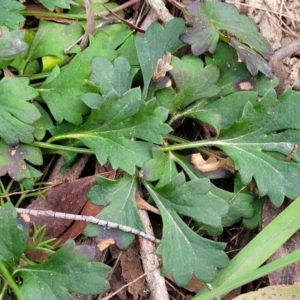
left=0, top=262, right=24, bottom=300
left=165, top=134, right=225, bottom=158
left=21, top=10, right=88, bottom=19
left=162, top=138, right=218, bottom=151
left=32, top=141, right=94, bottom=154
left=21, top=2, right=134, bottom=20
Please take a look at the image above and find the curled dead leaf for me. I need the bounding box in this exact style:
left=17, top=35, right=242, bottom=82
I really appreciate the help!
left=190, top=153, right=235, bottom=173
left=152, top=52, right=173, bottom=82
left=97, top=238, right=116, bottom=251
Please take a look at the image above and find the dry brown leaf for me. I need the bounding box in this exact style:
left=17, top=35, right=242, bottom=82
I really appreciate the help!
left=27, top=176, right=96, bottom=238
left=190, top=153, right=235, bottom=173
left=183, top=276, right=205, bottom=293
left=136, top=194, right=160, bottom=215
left=97, top=238, right=116, bottom=251
left=120, top=239, right=148, bottom=300
left=152, top=52, right=173, bottom=82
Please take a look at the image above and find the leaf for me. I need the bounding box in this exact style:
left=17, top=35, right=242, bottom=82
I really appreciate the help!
left=26, top=21, right=83, bottom=61
left=233, top=284, right=300, bottom=300
left=181, top=91, right=258, bottom=134
left=229, top=39, right=273, bottom=78
left=0, top=202, right=29, bottom=272
left=203, top=88, right=300, bottom=206
left=134, top=18, right=185, bottom=97
left=147, top=173, right=228, bottom=227
left=180, top=1, right=272, bottom=77
left=0, top=77, right=40, bottom=144
left=95, top=24, right=132, bottom=50
left=0, top=27, right=28, bottom=60
left=60, top=84, right=171, bottom=174
left=33, top=103, right=54, bottom=141
left=156, top=55, right=220, bottom=115
left=38, top=0, right=70, bottom=10
left=18, top=240, right=111, bottom=299
left=144, top=179, right=229, bottom=285
left=206, top=42, right=278, bottom=97
left=89, top=56, right=137, bottom=96
left=139, top=147, right=179, bottom=187
left=242, top=197, right=263, bottom=230
left=0, top=140, right=43, bottom=181
left=85, top=176, right=144, bottom=250
left=0, top=0, right=25, bottom=30
left=118, top=35, right=139, bottom=66
left=40, top=41, right=117, bottom=125
left=173, top=154, right=254, bottom=229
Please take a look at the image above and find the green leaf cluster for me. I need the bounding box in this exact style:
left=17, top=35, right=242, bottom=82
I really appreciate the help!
left=2, top=0, right=300, bottom=295
left=0, top=203, right=111, bottom=299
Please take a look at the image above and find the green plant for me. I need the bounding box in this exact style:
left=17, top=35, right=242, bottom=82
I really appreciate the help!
left=0, top=202, right=111, bottom=299
left=1, top=0, right=300, bottom=299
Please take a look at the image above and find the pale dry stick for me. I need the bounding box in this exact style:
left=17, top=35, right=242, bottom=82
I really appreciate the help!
left=16, top=208, right=161, bottom=244
left=146, top=0, right=173, bottom=24
left=101, top=265, right=159, bottom=300
left=139, top=209, right=169, bottom=300
left=226, top=1, right=300, bottom=24
left=140, top=8, right=159, bottom=31
left=271, top=37, right=300, bottom=62
left=79, top=0, right=95, bottom=49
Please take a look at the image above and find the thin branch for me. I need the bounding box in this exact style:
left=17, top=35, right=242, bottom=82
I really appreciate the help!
left=80, top=0, right=95, bottom=49
left=16, top=208, right=161, bottom=244
left=146, top=0, right=173, bottom=24
left=271, top=37, right=300, bottom=62
left=139, top=209, right=169, bottom=300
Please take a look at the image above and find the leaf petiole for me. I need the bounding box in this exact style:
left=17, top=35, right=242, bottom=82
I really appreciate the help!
left=0, top=261, right=24, bottom=300
left=32, top=141, right=94, bottom=155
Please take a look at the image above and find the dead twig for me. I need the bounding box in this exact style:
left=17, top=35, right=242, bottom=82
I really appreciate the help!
left=16, top=208, right=161, bottom=244
left=146, top=0, right=173, bottom=24
left=139, top=209, right=169, bottom=300
left=79, top=0, right=95, bottom=49
left=271, top=37, right=300, bottom=62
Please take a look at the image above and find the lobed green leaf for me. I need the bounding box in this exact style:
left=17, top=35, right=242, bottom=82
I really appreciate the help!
left=18, top=240, right=111, bottom=299
left=206, top=88, right=300, bottom=206
left=85, top=176, right=144, bottom=249
left=135, top=18, right=185, bottom=97
left=180, top=1, right=273, bottom=77
left=0, top=77, right=40, bottom=145
left=0, top=0, right=25, bottom=30
left=0, top=202, right=29, bottom=272
left=144, top=180, right=229, bottom=285
left=0, top=140, right=43, bottom=181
